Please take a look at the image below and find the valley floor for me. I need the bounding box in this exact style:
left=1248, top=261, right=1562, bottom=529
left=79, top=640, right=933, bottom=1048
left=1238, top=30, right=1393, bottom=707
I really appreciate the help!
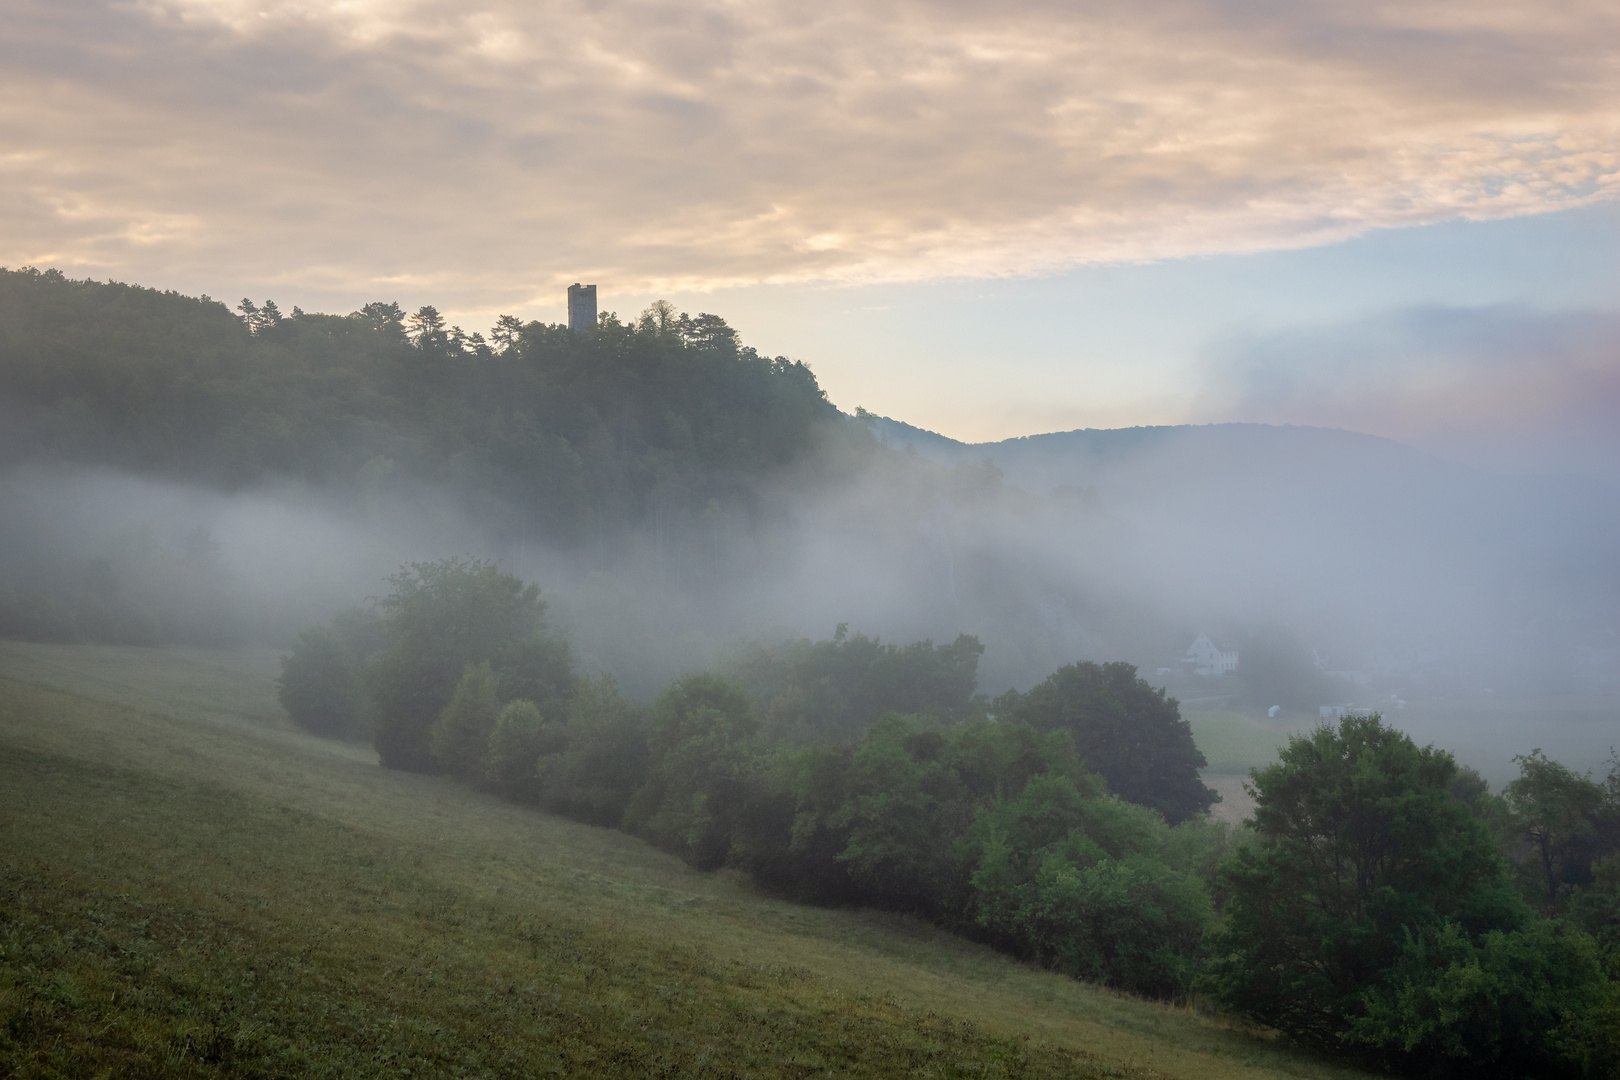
left=0, top=641, right=1365, bottom=1080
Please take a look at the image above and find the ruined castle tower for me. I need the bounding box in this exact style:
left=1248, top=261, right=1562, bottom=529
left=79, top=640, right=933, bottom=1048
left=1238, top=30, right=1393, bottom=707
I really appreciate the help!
left=567, top=283, right=597, bottom=334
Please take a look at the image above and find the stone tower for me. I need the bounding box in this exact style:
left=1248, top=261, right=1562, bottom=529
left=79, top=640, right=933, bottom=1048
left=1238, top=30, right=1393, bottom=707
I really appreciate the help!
left=567, top=283, right=597, bottom=334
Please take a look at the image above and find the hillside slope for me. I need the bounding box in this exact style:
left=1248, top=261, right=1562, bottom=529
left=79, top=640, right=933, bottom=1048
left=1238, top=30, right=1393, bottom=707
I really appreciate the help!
left=0, top=641, right=1365, bottom=1080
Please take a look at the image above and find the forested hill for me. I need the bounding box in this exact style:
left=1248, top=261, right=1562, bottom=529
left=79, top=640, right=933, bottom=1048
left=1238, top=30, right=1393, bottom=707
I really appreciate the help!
left=0, top=267, right=847, bottom=545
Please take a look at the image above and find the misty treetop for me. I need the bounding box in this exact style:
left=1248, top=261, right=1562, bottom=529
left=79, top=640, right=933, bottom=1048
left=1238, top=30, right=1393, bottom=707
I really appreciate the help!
left=996, top=661, right=1216, bottom=824
left=722, top=625, right=987, bottom=744
left=0, top=266, right=845, bottom=548
left=366, top=558, right=575, bottom=772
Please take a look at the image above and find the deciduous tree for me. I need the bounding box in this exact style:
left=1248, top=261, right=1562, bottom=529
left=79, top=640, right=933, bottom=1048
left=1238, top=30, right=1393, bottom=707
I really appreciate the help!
left=997, top=661, right=1214, bottom=823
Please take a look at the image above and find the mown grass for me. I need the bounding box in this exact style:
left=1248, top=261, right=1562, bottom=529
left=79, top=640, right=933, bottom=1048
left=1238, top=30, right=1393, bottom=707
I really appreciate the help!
left=1183, top=710, right=1288, bottom=776
left=0, top=641, right=1367, bottom=1079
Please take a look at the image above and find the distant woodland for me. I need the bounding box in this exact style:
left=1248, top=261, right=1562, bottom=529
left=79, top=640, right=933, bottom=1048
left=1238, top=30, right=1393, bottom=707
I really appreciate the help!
left=0, top=266, right=847, bottom=545
left=0, top=267, right=882, bottom=648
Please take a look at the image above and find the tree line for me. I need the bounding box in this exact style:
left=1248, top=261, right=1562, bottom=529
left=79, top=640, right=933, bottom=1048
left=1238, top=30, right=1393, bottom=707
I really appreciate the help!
left=0, top=266, right=848, bottom=548
left=0, top=265, right=866, bottom=646
left=280, top=558, right=1620, bottom=1077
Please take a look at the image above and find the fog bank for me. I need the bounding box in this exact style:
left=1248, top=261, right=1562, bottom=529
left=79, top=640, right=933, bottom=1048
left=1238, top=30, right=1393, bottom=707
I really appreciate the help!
left=4, top=416, right=1616, bottom=778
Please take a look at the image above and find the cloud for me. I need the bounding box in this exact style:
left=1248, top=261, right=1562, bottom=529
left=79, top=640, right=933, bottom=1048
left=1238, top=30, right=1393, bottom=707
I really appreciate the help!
left=1197, top=305, right=1620, bottom=483
left=0, top=0, right=1616, bottom=309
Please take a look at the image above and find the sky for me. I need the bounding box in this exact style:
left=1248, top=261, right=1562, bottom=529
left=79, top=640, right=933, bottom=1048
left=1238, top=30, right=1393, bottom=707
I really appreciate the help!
left=3, top=0, right=1617, bottom=476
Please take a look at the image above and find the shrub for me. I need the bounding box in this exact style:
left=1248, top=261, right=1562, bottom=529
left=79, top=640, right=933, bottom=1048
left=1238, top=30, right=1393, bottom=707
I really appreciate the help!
left=965, top=770, right=1213, bottom=999
left=277, top=625, right=365, bottom=739
left=367, top=558, right=571, bottom=772
left=535, top=675, right=649, bottom=826
left=623, top=674, right=760, bottom=868
left=830, top=713, right=974, bottom=913
left=1350, top=918, right=1607, bottom=1077
left=431, top=662, right=500, bottom=781
left=1020, top=853, right=1210, bottom=1000
left=485, top=699, right=549, bottom=800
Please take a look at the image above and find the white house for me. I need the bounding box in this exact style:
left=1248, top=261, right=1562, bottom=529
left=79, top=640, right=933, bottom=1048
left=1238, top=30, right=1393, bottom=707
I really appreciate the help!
left=1183, top=633, right=1239, bottom=677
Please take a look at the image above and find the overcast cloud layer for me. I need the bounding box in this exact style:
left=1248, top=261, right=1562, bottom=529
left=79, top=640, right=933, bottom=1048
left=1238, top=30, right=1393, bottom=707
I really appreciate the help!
left=2, top=0, right=1617, bottom=309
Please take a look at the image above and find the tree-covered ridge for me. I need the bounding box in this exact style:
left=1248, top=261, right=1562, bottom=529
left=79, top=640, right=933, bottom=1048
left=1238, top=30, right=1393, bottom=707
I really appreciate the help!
left=0, top=266, right=845, bottom=545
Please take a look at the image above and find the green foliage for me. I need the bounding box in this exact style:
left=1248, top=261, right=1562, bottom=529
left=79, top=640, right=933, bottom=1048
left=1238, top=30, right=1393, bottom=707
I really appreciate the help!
left=485, top=698, right=547, bottom=800
left=1450, top=763, right=1512, bottom=827
left=533, top=675, right=650, bottom=826
left=1350, top=918, right=1607, bottom=1077
left=365, top=558, right=571, bottom=772
left=624, top=674, right=761, bottom=868
left=329, top=604, right=386, bottom=664
left=828, top=714, right=974, bottom=910
left=1496, top=750, right=1620, bottom=975
left=489, top=629, right=575, bottom=716
left=1201, top=714, right=1606, bottom=1075
left=1570, top=855, right=1620, bottom=953
left=997, top=660, right=1215, bottom=824
left=275, top=625, right=365, bottom=739
left=965, top=772, right=1218, bottom=999
left=0, top=267, right=846, bottom=558
left=430, top=662, right=501, bottom=781
left=1507, top=749, right=1610, bottom=910
left=720, top=712, right=1219, bottom=1000
left=1574, top=953, right=1620, bottom=1076
left=725, top=628, right=986, bottom=743
left=1018, top=854, right=1212, bottom=1000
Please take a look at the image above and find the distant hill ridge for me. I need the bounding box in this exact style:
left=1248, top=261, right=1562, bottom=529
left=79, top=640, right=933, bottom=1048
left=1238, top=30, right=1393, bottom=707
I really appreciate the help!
left=857, top=413, right=1502, bottom=500
left=856, top=410, right=1620, bottom=696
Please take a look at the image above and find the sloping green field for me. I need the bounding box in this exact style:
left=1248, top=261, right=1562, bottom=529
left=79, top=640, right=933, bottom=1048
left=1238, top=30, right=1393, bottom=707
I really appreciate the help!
left=0, top=641, right=1363, bottom=1080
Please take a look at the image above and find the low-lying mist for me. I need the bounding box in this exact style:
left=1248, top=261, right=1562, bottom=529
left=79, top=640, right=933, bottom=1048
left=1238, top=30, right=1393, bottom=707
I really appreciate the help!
left=4, top=413, right=1615, bottom=783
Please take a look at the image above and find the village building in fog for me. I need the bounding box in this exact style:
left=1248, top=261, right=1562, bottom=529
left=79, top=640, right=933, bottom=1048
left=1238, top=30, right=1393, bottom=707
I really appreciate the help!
left=1182, top=632, right=1239, bottom=677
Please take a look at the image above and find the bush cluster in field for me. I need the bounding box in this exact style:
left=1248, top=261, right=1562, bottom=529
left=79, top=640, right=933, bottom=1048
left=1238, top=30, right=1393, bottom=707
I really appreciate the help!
left=282, top=560, right=1221, bottom=999
left=280, top=559, right=1620, bottom=1077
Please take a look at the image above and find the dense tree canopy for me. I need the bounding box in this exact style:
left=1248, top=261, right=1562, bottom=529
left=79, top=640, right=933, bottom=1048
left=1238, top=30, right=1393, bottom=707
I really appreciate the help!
left=1203, top=715, right=1608, bottom=1076
left=0, top=266, right=847, bottom=552
left=623, top=674, right=763, bottom=869
left=723, top=626, right=986, bottom=743
left=1507, top=749, right=1617, bottom=911
left=366, top=558, right=573, bottom=771
left=996, top=661, right=1215, bottom=823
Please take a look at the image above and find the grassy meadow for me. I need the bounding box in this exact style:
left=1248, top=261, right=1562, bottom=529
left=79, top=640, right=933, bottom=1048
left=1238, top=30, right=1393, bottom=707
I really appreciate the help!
left=0, top=641, right=1367, bottom=1080
left=1181, top=710, right=1287, bottom=777
left=1182, top=708, right=1289, bottom=826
